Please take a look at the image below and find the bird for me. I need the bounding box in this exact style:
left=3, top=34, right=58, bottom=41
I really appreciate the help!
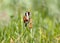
left=23, top=11, right=32, bottom=28
left=23, top=12, right=30, bottom=27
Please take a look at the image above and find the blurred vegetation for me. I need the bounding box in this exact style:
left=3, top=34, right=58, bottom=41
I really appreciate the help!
left=0, top=0, right=60, bottom=43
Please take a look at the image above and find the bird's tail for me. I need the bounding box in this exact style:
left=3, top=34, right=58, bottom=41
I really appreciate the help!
left=25, top=22, right=28, bottom=27
left=25, top=23, right=27, bottom=27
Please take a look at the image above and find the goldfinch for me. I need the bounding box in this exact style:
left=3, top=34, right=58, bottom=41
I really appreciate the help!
left=23, top=12, right=32, bottom=28
left=23, top=12, right=30, bottom=26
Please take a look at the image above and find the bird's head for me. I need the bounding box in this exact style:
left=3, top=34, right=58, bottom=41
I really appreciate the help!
left=25, top=12, right=30, bottom=16
left=25, top=11, right=30, bottom=20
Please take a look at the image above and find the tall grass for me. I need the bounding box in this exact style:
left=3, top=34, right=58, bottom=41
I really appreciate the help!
left=0, top=10, right=60, bottom=43
left=0, top=0, right=60, bottom=43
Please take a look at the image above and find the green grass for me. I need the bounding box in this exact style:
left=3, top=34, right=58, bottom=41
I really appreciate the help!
left=0, top=11, right=60, bottom=43
left=0, top=0, right=60, bottom=42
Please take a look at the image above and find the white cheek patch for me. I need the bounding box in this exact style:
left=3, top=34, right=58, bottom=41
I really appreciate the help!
left=26, top=12, right=29, bottom=20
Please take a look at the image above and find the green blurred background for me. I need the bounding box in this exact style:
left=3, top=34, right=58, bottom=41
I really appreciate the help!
left=0, top=0, right=60, bottom=43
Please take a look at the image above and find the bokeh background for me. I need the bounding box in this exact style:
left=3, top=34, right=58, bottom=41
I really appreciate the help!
left=0, top=0, right=60, bottom=43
